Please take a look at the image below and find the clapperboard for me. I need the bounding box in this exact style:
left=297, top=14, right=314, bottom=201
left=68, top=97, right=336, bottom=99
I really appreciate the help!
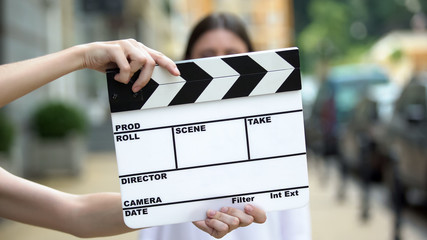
left=106, top=47, right=309, bottom=228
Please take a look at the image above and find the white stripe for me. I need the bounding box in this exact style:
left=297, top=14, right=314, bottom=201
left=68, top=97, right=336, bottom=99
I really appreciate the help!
left=193, top=58, right=239, bottom=78
left=250, top=69, right=293, bottom=96
left=195, top=75, right=239, bottom=103
left=151, top=67, right=184, bottom=84
left=250, top=51, right=293, bottom=71
left=141, top=82, right=185, bottom=109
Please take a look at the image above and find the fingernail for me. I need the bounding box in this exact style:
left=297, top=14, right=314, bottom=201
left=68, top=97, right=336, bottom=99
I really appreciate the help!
left=207, top=210, right=216, bottom=217
left=132, top=85, right=141, bottom=93
left=220, top=207, right=228, bottom=213
left=245, top=204, right=254, bottom=212
left=114, top=74, right=120, bottom=81
left=174, top=67, right=180, bottom=75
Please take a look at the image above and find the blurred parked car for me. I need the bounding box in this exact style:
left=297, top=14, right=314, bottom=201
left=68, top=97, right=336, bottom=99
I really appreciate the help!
left=387, top=72, right=427, bottom=205
left=301, top=74, right=319, bottom=121
left=338, top=82, right=401, bottom=182
left=306, top=64, right=389, bottom=157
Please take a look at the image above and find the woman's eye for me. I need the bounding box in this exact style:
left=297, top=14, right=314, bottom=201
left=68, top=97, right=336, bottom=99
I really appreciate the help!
left=200, top=50, right=216, bottom=58
left=225, top=50, right=240, bottom=55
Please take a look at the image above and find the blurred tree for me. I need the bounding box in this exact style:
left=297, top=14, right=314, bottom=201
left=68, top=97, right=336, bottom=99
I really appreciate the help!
left=293, top=0, right=311, bottom=36
left=297, top=0, right=350, bottom=76
left=294, top=0, right=426, bottom=75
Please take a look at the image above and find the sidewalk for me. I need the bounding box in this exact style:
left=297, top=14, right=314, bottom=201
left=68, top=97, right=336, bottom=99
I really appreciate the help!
left=0, top=152, right=425, bottom=240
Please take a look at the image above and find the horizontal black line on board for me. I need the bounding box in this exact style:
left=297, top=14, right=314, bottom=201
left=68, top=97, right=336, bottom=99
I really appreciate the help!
left=122, top=185, right=309, bottom=210
left=119, top=152, right=306, bottom=178
left=114, top=109, right=303, bottom=135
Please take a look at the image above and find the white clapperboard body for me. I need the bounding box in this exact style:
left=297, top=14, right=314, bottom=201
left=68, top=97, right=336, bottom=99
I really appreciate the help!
left=106, top=47, right=309, bottom=228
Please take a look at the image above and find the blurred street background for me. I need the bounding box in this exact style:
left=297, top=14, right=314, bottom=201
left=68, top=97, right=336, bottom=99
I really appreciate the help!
left=1, top=0, right=427, bottom=239
left=0, top=151, right=426, bottom=240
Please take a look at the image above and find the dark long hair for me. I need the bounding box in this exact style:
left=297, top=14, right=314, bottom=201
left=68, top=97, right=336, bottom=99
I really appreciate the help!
left=184, top=12, right=254, bottom=59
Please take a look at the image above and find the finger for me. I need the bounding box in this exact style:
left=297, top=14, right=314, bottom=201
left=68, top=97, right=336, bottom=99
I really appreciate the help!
left=123, top=40, right=168, bottom=92
left=207, top=209, right=240, bottom=232
left=220, top=207, right=254, bottom=227
left=108, top=44, right=132, bottom=84
left=131, top=48, right=155, bottom=93
left=124, top=39, right=149, bottom=74
left=192, top=220, right=217, bottom=238
left=127, top=50, right=147, bottom=76
left=244, top=204, right=267, bottom=223
left=142, top=45, right=180, bottom=76
left=115, top=40, right=149, bottom=87
left=204, top=218, right=230, bottom=239
left=193, top=219, right=228, bottom=239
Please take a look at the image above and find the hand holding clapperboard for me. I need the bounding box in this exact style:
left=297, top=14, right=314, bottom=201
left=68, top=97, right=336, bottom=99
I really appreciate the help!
left=106, top=47, right=309, bottom=228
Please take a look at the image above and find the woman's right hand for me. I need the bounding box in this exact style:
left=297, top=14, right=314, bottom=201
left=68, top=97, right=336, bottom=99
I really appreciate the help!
left=80, top=39, right=180, bottom=92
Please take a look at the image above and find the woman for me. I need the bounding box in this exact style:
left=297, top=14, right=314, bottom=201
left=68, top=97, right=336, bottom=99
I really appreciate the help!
left=183, top=12, right=253, bottom=60
left=138, top=13, right=312, bottom=240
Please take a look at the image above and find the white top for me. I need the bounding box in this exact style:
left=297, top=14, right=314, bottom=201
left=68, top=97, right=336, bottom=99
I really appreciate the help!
left=138, top=206, right=312, bottom=240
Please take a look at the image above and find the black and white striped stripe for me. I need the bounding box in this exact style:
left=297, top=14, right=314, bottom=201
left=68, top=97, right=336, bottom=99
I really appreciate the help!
left=106, top=47, right=300, bottom=113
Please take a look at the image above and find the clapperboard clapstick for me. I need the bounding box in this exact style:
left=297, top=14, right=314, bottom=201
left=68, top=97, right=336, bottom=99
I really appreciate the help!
left=106, top=48, right=309, bottom=228
left=107, top=48, right=300, bottom=111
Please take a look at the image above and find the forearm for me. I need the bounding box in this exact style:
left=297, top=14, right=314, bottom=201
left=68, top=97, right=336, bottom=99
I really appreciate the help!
left=0, top=39, right=180, bottom=107
left=0, top=167, right=77, bottom=234
left=69, top=192, right=135, bottom=238
left=0, top=168, right=133, bottom=237
left=0, top=45, right=85, bottom=107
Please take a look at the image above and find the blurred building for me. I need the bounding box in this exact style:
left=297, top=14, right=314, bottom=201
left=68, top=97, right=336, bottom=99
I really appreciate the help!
left=1, top=0, right=74, bottom=121
left=370, top=31, right=427, bottom=86
left=0, top=0, right=79, bottom=175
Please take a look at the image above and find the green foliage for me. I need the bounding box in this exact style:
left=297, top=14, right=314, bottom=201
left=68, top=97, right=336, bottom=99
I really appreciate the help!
left=0, top=112, right=14, bottom=153
left=294, top=0, right=422, bottom=74
left=298, top=0, right=351, bottom=72
left=32, top=101, right=87, bottom=139
left=390, top=48, right=404, bottom=62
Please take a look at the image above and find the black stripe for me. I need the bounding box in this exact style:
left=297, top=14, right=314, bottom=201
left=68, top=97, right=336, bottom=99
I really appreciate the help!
left=276, top=68, right=301, bottom=93
left=276, top=49, right=300, bottom=68
left=177, top=61, right=213, bottom=81
left=222, top=72, right=266, bottom=99
left=168, top=62, right=213, bottom=105
left=168, top=79, right=212, bottom=106
left=140, top=79, right=160, bottom=104
left=107, top=69, right=159, bottom=112
left=222, top=55, right=266, bottom=75
left=171, top=128, right=178, bottom=169
left=244, top=118, right=251, bottom=159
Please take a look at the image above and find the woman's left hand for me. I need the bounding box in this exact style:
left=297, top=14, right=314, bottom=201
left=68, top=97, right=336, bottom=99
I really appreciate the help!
left=193, top=204, right=267, bottom=239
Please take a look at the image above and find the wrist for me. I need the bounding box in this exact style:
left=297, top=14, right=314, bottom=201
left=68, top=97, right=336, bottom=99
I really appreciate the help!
left=61, top=43, right=92, bottom=72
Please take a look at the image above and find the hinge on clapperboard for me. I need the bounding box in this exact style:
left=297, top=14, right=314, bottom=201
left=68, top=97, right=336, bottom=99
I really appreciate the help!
left=106, top=69, right=147, bottom=112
